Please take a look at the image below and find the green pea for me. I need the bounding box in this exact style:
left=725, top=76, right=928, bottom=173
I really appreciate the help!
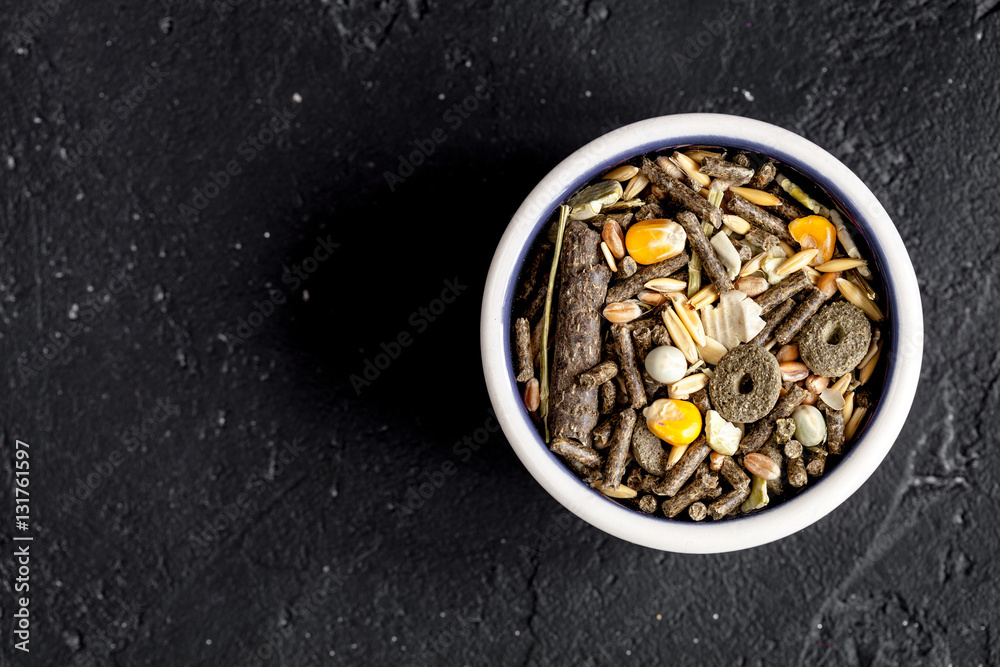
left=792, top=405, right=827, bottom=448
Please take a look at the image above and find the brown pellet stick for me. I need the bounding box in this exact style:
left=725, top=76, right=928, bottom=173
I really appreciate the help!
left=634, top=198, right=665, bottom=222
left=765, top=184, right=810, bottom=221
left=611, top=324, right=647, bottom=409
left=653, top=436, right=712, bottom=497
left=661, top=463, right=720, bottom=518
left=548, top=221, right=612, bottom=447
left=708, top=487, right=750, bottom=520
left=615, top=255, right=638, bottom=280
left=787, top=455, right=808, bottom=487
left=720, top=456, right=750, bottom=491
left=699, top=156, right=754, bottom=185
left=747, top=161, right=776, bottom=190
left=729, top=236, right=754, bottom=261
left=580, top=360, right=618, bottom=389
left=825, top=405, right=845, bottom=455
left=691, top=388, right=712, bottom=414
left=739, top=385, right=809, bottom=454
left=514, top=317, right=534, bottom=382
left=774, top=287, right=832, bottom=345
left=593, top=417, right=617, bottom=449
left=725, top=192, right=795, bottom=243
left=524, top=284, right=548, bottom=325
left=731, top=153, right=751, bottom=168
left=632, top=328, right=654, bottom=363
left=605, top=252, right=690, bottom=303
left=759, top=440, right=785, bottom=496
left=550, top=438, right=602, bottom=469
left=676, top=211, right=734, bottom=293
left=750, top=298, right=797, bottom=346
left=604, top=408, right=637, bottom=488
left=806, top=447, right=828, bottom=477
left=598, top=382, right=616, bottom=416
left=754, top=271, right=812, bottom=315
left=640, top=158, right=723, bottom=229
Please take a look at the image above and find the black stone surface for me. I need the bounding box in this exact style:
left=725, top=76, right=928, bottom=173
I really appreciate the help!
left=1, top=1, right=999, bottom=665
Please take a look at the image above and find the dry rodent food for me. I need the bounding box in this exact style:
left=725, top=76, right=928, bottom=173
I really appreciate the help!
left=709, top=343, right=782, bottom=423
left=798, top=302, right=872, bottom=377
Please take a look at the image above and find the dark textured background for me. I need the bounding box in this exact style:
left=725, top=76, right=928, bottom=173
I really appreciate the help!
left=1, top=0, right=999, bottom=665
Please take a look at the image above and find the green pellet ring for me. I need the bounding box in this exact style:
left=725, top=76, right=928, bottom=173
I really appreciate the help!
left=798, top=302, right=872, bottom=377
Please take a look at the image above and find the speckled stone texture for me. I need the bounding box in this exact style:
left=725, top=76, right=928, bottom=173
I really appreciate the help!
left=1, top=1, right=999, bottom=665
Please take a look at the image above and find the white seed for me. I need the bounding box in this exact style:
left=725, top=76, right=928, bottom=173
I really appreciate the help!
left=831, top=373, right=852, bottom=395
left=722, top=214, right=752, bottom=235
left=842, top=391, right=856, bottom=425
left=695, top=335, right=727, bottom=365
left=668, top=294, right=707, bottom=347
left=597, top=482, right=637, bottom=499
left=661, top=308, right=699, bottom=364
left=666, top=443, right=689, bottom=466
left=655, top=155, right=686, bottom=179
left=740, top=251, right=769, bottom=277
left=705, top=410, right=740, bottom=456
left=668, top=372, right=708, bottom=397
left=819, top=387, right=847, bottom=410
left=645, top=345, right=688, bottom=384
left=600, top=241, right=618, bottom=272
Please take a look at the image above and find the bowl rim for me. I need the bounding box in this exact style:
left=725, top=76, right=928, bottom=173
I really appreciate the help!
left=481, top=113, right=923, bottom=553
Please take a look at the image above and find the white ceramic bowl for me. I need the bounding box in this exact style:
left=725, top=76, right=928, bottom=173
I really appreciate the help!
left=481, top=114, right=922, bottom=553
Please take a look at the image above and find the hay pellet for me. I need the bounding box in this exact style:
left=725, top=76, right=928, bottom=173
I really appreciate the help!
left=515, top=317, right=534, bottom=382
left=729, top=236, right=754, bottom=262
left=653, top=436, right=713, bottom=497
left=806, top=447, right=828, bottom=477
left=688, top=501, right=708, bottom=521
left=720, top=455, right=750, bottom=490
left=616, top=255, right=638, bottom=280
left=662, top=471, right=719, bottom=518
left=691, top=388, right=712, bottom=414
left=599, top=381, right=616, bottom=416
left=725, top=192, right=796, bottom=243
left=824, top=405, right=845, bottom=455
left=631, top=418, right=669, bottom=475
left=626, top=466, right=645, bottom=491
left=747, top=161, right=776, bottom=190
left=754, top=270, right=812, bottom=315
left=580, top=360, right=618, bottom=389
left=709, top=344, right=782, bottom=423
left=784, top=439, right=803, bottom=459
left=550, top=438, right=602, bottom=469
left=612, top=324, right=647, bottom=409
left=699, top=156, right=754, bottom=185
left=708, top=487, right=750, bottom=520
left=632, top=328, right=654, bottom=364
left=732, top=152, right=751, bottom=168
left=738, top=384, right=808, bottom=454
left=750, top=298, right=797, bottom=346
left=640, top=158, right=723, bottom=229
left=604, top=408, right=638, bottom=488
left=606, top=252, right=690, bottom=303
left=787, top=454, right=808, bottom=487
left=638, top=495, right=658, bottom=514
left=593, top=416, right=616, bottom=448
left=774, top=287, right=833, bottom=345
left=676, top=211, right=734, bottom=294
left=548, top=221, right=612, bottom=446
